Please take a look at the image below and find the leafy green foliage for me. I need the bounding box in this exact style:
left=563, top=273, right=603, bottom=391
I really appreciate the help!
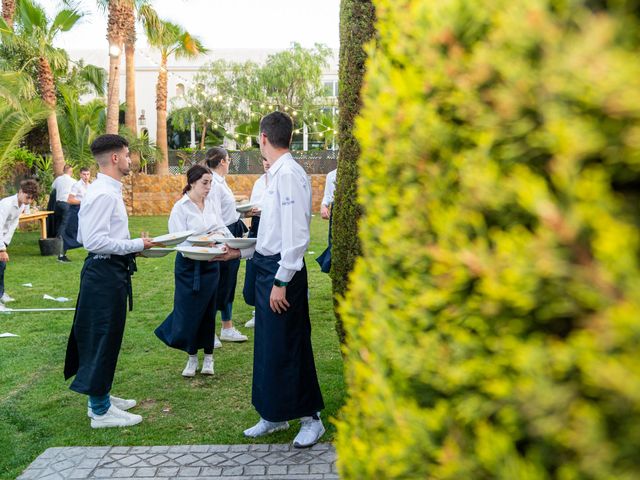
left=336, top=0, right=640, bottom=478
left=331, top=0, right=375, bottom=344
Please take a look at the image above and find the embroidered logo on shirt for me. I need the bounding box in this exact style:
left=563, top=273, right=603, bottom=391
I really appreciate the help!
left=282, top=196, right=295, bottom=206
left=93, top=254, right=111, bottom=260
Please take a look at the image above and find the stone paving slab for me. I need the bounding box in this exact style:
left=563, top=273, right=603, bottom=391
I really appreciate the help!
left=17, top=444, right=338, bottom=479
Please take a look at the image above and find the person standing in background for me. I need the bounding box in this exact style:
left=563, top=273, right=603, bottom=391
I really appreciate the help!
left=0, top=179, right=39, bottom=304
left=315, top=168, right=336, bottom=274
left=51, top=164, right=75, bottom=247
left=58, top=167, right=91, bottom=262
left=205, top=147, right=249, bottom=345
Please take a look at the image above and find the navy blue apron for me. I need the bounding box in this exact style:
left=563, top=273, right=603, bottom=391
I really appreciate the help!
left=155, top=254, right=220, bottom=354
left=251, top=252, right=324, bottom=422
left=315, top=211, right=332, bottom=274
left=61, top=204, right=82, bottom=251
left=242, top=216, right=260, bottom=305
left=216, top=219, right=248, bottom=311
left=64, top=253, right=137, bottom=396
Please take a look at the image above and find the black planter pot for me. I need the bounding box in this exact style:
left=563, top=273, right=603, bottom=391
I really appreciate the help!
left=39, top=238, right=62, bottom=257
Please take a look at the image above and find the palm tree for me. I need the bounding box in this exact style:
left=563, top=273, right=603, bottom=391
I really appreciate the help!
left=144, top=16, right=206, bottom=175
left=104, top=0, right=127, bottom=134
left=0, top=70, right=48, bottom=166
left=2, top=0, right=16, bottom=28
left=1, top=0, right=83, bottom=176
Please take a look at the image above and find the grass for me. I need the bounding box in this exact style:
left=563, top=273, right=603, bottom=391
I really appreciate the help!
left=0, top=215, right=343, bottom=480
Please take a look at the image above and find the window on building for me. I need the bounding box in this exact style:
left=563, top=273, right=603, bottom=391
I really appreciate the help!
left=176, top=83, right=185, bottom=97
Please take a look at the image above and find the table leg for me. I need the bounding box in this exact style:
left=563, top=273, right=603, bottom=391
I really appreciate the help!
left=39, top=218, right=47, bottom=239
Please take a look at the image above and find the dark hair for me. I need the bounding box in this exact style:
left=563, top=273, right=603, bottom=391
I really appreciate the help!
left=204, top=147, right=228, bottom=169
left=63, top=164, right=73, bottom=173
left=182, top=164, right=211, bottom=195
left=19, top=179, right=39, bottom=198
left=80, top=167, right=90, bottom=173
left=259, top=111, right=293, bottom=149
left=90, top=134, right=129, bottom=157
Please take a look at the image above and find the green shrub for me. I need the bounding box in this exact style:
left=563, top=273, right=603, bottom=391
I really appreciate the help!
left=335, top=0, right=640, bottom=478
left=331, top=0, right=376, bottom=344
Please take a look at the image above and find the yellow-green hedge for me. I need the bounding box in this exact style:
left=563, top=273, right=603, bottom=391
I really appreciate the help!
left=336, top=0, right=640, bottom=478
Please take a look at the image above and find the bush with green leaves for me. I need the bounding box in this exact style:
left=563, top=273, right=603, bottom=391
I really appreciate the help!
left=336, top=0, right=640, bottom=478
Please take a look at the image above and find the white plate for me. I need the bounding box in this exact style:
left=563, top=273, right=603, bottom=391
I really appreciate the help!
left=211, top=237, right=257, bottom=249
left=177, top=246, right=226, bottom=261
left=236, top=202, right=259, bottom=213
left=186, top=234, right=218, bottom=246
left=140, top=247, right=176, bottom=258
left=151, top=230, right=194, bottom=246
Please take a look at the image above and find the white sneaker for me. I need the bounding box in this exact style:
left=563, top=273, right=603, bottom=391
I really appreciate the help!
left=182, top=356, right=198, bottom=377
left=87, top=395, right=136, bottom=418
left=220, top=327, right=248, bottom=342
left=214, top=334, right=222, bottom=349
left=90, top=405, right=142, bottom=429
left=1, top=293, right=15, bottom=303
left=201, top=356, right=214, bottom=375
left=244, top=314, right=255, bottom=328
left=293, top=417, right=325, bottom=448
left=243, top=418, right=289, bottom=438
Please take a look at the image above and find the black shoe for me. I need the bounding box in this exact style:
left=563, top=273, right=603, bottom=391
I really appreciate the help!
left=57, top=255, right=71, bottom=263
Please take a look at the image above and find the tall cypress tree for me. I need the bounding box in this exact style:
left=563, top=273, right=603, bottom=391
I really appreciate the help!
left=331, top=0, right=376, bottom=343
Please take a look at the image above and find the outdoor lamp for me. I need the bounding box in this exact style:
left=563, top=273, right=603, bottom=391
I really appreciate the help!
left=138, top=110, right=146, bottom=127
left=108, top=44, right=121, bottom=57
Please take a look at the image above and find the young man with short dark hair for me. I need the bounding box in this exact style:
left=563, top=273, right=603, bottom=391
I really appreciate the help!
left=64, top=134, right=155, bottom=428
left=0, top=179, right=39, bottom=304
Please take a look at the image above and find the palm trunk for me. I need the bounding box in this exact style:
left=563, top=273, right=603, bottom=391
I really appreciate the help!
left=200, top=122, right=207, bottom=149
left=125, top=41, right=140, bottom=170
left=2, top=0, right=15, bottom=28
left=38, top=57, right=64, bottom=177
left=106, top=48, right=122, bottom=134
left=155, top=55, right=169, bottom=175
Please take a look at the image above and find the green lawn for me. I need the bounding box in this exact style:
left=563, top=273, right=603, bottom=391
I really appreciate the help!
left=0, top=215, right=343, bottom=480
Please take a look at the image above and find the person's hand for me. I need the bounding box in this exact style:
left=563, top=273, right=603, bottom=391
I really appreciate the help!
left=248, top=207, right=261, bottom=217
left=270, top=285, right=290, bottom=313
left=142, top=238, right=157, bottom=249
left=0, top=251, right=9, bottom=262
left=321, top=205, right=330, bottom=220
left=210, top=246, right=241, bottom=262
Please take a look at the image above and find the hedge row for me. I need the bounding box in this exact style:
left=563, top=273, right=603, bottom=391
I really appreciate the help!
left=336, top=0, right=640, bottom=478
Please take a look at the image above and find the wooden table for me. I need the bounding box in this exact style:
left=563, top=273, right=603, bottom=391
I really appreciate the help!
left=19, top=211, right=54, bottom=239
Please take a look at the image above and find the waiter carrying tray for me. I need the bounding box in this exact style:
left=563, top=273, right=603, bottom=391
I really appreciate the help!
left=64, top=134, right=156, bottom=429
left=216, top=111, right=325, bottom=448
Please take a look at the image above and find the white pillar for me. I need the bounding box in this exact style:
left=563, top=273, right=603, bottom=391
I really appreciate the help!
left=303, top=123, right=309, bottom=151
left=189, top=117, right=196, bottom=149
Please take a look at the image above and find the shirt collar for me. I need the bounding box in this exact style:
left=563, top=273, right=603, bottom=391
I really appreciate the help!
left=10, top=194, right=19, bottom=209
left=268, top=152, right=293, bottom=179
left=212, top=172, right=225, bottom=183
left=96, top=172, right=123, bottom=192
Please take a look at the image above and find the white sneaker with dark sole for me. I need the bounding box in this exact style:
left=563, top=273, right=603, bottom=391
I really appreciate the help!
left=243, top=418, right=289, bottom=438
left=90, top=405, right=142, bottom=429
left=87, top=395, right=137, bottom=418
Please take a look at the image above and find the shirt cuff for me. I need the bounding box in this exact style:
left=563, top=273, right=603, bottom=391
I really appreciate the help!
left=240, top=246, right=255, bottom=259
left=275, top=266, right=296, bottom=283
left=133, top=238, right=145, bottom=252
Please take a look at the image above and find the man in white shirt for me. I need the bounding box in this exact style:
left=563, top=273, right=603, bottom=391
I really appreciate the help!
left=58, top=167, right=91, bottom=262
left=0, top=179, right=39, bottom=304
left=218, top=112, right=325, bottom=448
left=64, top=134, right=155, bottom=429
left=51, top=164, right=75, bottom=241
left=316, top=168, right=337, bottom=273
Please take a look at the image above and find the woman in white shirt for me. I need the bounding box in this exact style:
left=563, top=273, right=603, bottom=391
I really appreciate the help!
left=205, top=147, right=248, bottom=343
left=155, top=165, right=228, bottom=377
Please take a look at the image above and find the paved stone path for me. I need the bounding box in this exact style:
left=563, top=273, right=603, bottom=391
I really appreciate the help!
left=18, top=444, right=338, bottom=479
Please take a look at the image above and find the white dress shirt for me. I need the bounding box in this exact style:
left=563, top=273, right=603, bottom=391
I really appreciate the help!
left=69, top=179, right=89, bottom=202
left=52, top=174, right=75, bottom=203
left=77, top=173, right=144, bottom=255
left=245, top=152, right=311, bottom=283
left=209, top=172, right=240, bottom=226
left=168, top=194, right=231, bottom=247
left=0, top=194, right=28, bottom=251
left=250, top=174, right=268, bottom=206
left=322, top=169, right=337, bottom=207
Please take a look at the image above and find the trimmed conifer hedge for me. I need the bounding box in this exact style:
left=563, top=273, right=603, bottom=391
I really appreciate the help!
left=331, top=0, right=376, bottom=344
left=336, top=0, right=640, bottom=478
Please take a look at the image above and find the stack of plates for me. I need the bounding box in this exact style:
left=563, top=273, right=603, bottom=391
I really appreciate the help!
left=177, top=246, right=226, bottom=261
left=210, top=237, right=257, bottom=249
